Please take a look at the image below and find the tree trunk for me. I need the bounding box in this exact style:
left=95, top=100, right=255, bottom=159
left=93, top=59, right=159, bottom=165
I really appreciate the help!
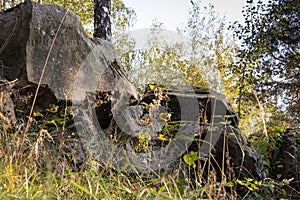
left=94, top=0, right=112, bottom=41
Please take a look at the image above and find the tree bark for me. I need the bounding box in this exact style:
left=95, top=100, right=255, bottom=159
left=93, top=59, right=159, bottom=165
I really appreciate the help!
left=94, top=0, right=112, bottom=41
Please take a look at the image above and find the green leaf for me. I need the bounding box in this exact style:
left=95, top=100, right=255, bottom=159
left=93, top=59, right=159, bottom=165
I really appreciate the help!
left=183, top=151, right=198, bottom=168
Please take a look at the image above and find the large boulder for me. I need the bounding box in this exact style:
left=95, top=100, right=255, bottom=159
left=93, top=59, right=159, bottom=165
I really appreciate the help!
left=0, top=0, right=137, bottom=113
left=108, top=84, right=265, bottom=181
left=127, top=85, right=265, bottom=180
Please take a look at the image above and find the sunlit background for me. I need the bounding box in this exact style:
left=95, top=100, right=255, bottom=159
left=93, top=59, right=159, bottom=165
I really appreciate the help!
left=122, top=0, right=247, bottom=30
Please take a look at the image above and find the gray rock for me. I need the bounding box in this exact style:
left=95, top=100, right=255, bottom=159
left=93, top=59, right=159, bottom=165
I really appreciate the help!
left=112, top=84, right=265, bottom=180
left=212, top=126, right=266, bottom=180
left=0, top=0, right=137, bottom=111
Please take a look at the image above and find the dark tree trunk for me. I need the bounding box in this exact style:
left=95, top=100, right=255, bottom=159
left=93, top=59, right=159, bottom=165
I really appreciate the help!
left=94, top=0, right=112, bottom=41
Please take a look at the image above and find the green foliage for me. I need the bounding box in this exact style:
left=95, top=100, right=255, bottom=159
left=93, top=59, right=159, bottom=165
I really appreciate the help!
left=183, top=151, right=198, bottom=168
left=234, top=0, right=300, bottom=127
left=249, top=126, right=284, bottom=176
left=111, top=0, right=136, bottom=34
left=184, top=1, right=263, bottom=135
left=185, top=2, right=230, bottom=91
left=117, top=1, right=238, bottom=95
left=121, top=24, right=194, bottom=91
left=134, top=132, right=151, bottom=153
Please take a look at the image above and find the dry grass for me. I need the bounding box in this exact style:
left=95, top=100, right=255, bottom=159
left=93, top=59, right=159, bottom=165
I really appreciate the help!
left=0, top=83, right=289, bottom=199
left=0, top=109, right=286, bottom=200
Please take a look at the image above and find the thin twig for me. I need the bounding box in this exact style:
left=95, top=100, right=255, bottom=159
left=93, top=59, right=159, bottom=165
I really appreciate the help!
left=253, top=90, right=268, bottom=138
left=0, top=17, right=19, bottom=55
left=25, top=9, right=69, bottom=131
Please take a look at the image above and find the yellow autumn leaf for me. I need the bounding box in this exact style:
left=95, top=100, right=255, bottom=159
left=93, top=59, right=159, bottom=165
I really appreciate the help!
left=149, top=84, right=155, bottom=91
left=157, top=134, right=169, bottom=141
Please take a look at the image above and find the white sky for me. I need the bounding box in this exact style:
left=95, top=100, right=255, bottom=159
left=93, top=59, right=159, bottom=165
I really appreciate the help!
left=122, top=0, right=247, bottom=31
